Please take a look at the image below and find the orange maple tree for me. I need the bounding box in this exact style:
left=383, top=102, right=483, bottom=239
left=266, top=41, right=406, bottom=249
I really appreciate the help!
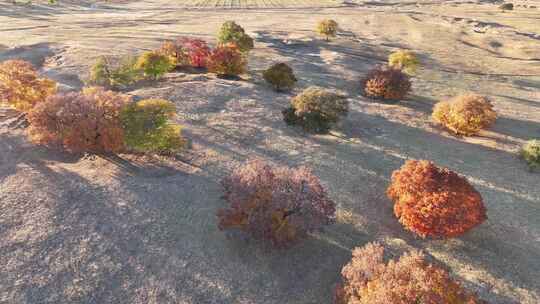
left=387, top=160, right=487, bottom=238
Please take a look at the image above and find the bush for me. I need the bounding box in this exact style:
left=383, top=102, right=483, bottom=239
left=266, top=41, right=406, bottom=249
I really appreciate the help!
left=263, top=62, right=297, bottom=92
left=335, top=242, right=487, bottom=304
left=217, top=21, right=254, bottom=53
left=283, top=86, right=348, bottom=133
left=432, top=94, right=497, bottom=136
left=158, top=40, right=189, bottom=67
left=182, top=38, right=212, bottom=68
left=388, top=50, right=420, bottom=75
left=158, top=38, right=211, bottom=68
left=88, top=55, right=142, bottom=89
left=88, top=57, right=111, bottom=87
left=218, top=160, right=336, bottom=248
left=207, top=44, right=247, bottom=77
left=521, top=139, right=540, bottom=170
left=316, top=19, right=338, bottom=41
left=27, top=87, right=131, bottom=153
left=0, top=59, right=57, bottom=112
left=120, top=99, right=186, bottom=154
left=362, top=66, right=411, bottom=100
left=134, top=51, right=173, bottom=79
left=386, top=160, right=487, bottom=238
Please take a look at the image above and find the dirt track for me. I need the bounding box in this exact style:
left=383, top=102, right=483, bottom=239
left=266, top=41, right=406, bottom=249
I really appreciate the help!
left=1, top=0, right=540, bottom=303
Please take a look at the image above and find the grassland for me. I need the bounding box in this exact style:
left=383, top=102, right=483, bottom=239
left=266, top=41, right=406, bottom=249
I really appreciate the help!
left=1, top=0, right=539, bottom=303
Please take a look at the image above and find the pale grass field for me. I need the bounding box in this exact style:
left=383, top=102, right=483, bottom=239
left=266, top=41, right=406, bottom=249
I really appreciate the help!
left=0, top=0, right=539, bottom=304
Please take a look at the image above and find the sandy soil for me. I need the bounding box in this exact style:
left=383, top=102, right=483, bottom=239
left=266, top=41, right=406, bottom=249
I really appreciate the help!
left=1, top=0, right=539, bottom=303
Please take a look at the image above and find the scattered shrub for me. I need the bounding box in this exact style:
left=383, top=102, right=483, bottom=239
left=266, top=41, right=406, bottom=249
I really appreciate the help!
left=120, top=99, right=186, bottom=154
left=112, top=55, right=143, bottom=84
left=387, top=160, right=487, bottom=238
left=158, top=38, right=211, bottom=68
left=88, top=56, right=111, bottom=87
left=388, top=50, right=420, bottom=75
left=263, top=62, right=297, bottom=92
left=207, top=44, right=247, bottom=77
left=291, top=87, right=348, bottom=124
left=217, top=21, right=254, bottom=53
left=334, top=242, right=487, bottom=304
left=499, top=3, right=514, bottom=10
left=432, top=94, right=497, bottom=136
left=521, top=139, right=540, bottom=170
left=284, top=86, right=348, bottom=133
left=362, top=66, right=411, bottom=100
left=135, top=51, right=173, bottom=79
left=27, top=87, right=131, bottom=153
left=0, top=59, right=57, bottom=112
left=88, top=55, right=142, bottom=89
left=183, top=38, right=212, bottom=68
left=218, top=160, right=336, bottom=248
left=316, top=19, right=338, bottom=41
left=158, top=40, right=189, bottom=67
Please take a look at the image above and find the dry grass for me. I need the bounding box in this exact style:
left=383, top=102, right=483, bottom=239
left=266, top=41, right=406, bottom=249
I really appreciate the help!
left=1, top=1, right=540, bottom=304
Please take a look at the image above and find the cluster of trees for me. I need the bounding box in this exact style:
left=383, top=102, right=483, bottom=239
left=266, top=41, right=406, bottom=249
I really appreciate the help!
left=0, top=60, right=185, bottom=154
left=218, top=158, right=488, bottom=303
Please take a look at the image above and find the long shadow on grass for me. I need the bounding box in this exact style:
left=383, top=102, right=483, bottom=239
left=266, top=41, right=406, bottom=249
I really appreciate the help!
left=0, top=42, right=56, bottom=67
left=204, top=93, right=540, bottom=302
left=336, top=110, right=540, bottom=302
left=253, top=30, right=383, bottom=95
left=0, top=130, right=82, bottom=182
left=0, top=133, right=375, bottom=304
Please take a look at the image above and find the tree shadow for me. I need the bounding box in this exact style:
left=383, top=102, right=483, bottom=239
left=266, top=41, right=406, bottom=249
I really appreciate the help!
left=337, top=110, right=540, bottom=302
left=490, top=116, right=540, bottom=140
left=513, top=78, right=540, bottom=90
left=0, top=42, right=57, bottom=67
left=1, top=148, right=232, bottom=303
left=220, top=223, right=371, bottom=303
left=253, top=30, right=387, bottom=95
left=399, top=94, right=438, bottom=113
left=493, top=94, right=540, bottom=109
left=160, top=68, right=539, bottom=302
left=0, top=130, right=82, bottom=182
left=98, top=153, right=186, bottom=178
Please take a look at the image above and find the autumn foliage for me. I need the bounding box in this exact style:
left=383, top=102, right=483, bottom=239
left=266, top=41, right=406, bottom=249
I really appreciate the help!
left=182, top=38, right=212, bottom=68
left=0, top=59, right=57, bottom=112
left=218, top=160, right=336, bottom=248
left=316, top=19, right=338, bottom=41
left=27, top=87, right=131, bottom=153
left=158, top=37, right=211, bottom=68
left=207, top=44, right=247, bottom=77
left=362, top=66, right=411, bottom=100
left=387, top=160, right=487, bottom=238
left=432, top=94, right=497, bottom=136
left=388, top=50, right=420, bottom=75
left=217, top=21, right=254, bottom=53
left=334, top=242, right=487, bottom=304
